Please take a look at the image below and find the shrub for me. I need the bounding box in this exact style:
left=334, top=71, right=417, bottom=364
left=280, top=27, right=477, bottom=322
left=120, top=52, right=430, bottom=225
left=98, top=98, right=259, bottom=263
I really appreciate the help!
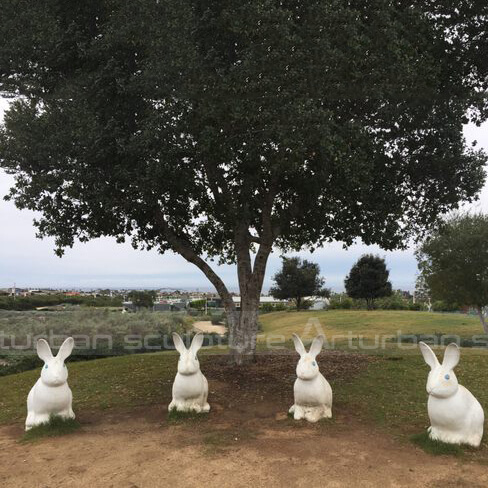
left=0, top=294, right=123, bottom=311
left=375, top=295, right=408, bottom=310
left=0, top=309, right=189, bottom=360
left=393, top=333, right=488, bottom=348
left=189, top=299, right=206, bottom=309
left=211, top=314, right=224, bottom=325
left=431, top=301, right=461, bottom=312
left=328, top=295, right=353, bottom=309
left=259, top=303, right=288, bottom=313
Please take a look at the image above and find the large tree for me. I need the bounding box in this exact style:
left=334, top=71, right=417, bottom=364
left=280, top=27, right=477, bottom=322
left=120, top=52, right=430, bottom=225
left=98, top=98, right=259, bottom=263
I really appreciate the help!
left=270, top=257, right=329, bottom=310
left=0, top=1, right=487, bottom=363
left=345, top=255, right=393, bottom=309
left=416, top=213, right=488, bottom=333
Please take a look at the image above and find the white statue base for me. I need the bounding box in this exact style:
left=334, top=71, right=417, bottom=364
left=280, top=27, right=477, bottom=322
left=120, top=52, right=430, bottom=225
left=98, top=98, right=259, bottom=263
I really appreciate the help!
left=289, top=404, right=332, bottom=423
left=169, top=398, right=210, bottom=413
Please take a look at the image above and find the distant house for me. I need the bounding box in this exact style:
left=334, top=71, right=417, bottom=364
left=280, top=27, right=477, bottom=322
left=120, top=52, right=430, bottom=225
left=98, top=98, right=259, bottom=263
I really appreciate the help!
left=153, top=301, right=187, bottom=312
left=231, top=296, right=287, bottom=309
left=306, top=297, right=330, bottom=310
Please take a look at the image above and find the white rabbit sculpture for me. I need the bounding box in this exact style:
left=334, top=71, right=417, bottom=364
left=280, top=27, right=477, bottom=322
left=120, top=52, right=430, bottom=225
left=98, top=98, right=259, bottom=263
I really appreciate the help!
left=26, top=337, right=76, bottom=430
left=168, top=332, right=210, bottom=413
left=419, top=341, right=484, bottom=447
left=289, top=334, right=332, bottom=422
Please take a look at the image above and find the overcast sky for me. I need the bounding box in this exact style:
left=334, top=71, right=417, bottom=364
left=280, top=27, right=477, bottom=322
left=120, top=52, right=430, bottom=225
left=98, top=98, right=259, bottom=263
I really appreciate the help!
left=1, top=98, right=487, bottom=292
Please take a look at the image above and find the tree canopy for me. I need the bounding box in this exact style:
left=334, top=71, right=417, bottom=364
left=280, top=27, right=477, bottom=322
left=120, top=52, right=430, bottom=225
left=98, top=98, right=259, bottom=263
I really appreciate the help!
left=1, top=0, right=487, bottom=362
left=416, top=213, right=488, bottom=333
left=270, top=256, right=329, bottom=309
left=128, top=290, right=156, bottom=309
left=345, top=255, right=393, bottom=309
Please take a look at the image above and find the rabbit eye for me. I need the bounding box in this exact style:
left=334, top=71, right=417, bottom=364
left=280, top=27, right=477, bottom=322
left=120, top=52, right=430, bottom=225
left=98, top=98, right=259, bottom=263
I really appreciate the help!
left=44, top=364, right=48, bottom=369
left=312, top=361, right=316, bottom=366
left=444, top=374, right=450, bottom=380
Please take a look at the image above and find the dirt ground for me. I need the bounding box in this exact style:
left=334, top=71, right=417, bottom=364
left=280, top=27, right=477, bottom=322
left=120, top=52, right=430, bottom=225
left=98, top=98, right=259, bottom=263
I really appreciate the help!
left=192, top=320, right=227, bottom=335
left=0, top=353, right=486, bottom=488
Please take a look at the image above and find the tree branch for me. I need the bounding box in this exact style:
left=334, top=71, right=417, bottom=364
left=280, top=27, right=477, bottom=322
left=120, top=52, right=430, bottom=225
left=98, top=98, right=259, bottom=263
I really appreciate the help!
left=154, top=211, right=235, bottom=310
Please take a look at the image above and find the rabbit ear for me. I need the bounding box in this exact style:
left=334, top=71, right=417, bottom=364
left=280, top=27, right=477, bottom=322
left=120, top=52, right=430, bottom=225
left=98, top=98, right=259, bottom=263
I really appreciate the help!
left=292, top=334, right=306, bottom=356
left=56, top=337, right=74, bottom=362
left=190, top=332, right=204, bottom=354
left=172, top=333, right=187, bottom=354
left=37, top=339, right=53, bottom=362
left=309, top=335, right=324, bottom=358
left=442, top=343, right=460, bottom=370
left=419, top=342, right=439, bottom=370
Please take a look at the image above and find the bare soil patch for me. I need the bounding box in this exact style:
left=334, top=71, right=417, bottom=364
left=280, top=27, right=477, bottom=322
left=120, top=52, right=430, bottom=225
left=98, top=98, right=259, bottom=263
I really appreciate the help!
left=0, top=352, right=485, bottom=487
left=192, top=321, right=227, bottom=335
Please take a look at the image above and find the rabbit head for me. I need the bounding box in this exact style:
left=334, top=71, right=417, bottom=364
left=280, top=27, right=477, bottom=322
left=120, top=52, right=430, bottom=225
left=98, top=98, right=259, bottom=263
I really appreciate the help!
left=292, top=334, right=324, bottom=380
left=419, top=342, right=460, bottom=399
left=173, top=332, right=204, bottom=375
left=37, top=337, right=74, bottom=387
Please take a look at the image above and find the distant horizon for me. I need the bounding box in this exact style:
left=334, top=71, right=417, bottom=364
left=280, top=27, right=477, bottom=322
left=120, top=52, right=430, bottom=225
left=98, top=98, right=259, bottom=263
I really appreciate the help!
left=2, top=284, right=416, bottom=295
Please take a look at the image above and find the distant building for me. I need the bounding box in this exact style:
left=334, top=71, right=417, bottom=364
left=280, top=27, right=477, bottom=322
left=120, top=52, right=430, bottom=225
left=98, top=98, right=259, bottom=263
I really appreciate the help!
left=305, top=297, right=330, bottom=310
left=231, top=296, right=288, bottom=309
left=153, top=301, right=187, bottom=312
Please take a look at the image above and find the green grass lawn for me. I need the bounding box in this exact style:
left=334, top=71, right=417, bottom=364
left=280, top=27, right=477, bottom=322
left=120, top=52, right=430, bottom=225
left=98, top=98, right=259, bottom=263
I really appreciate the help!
left=1, top=310, right=486, bottom=458
left=259, top=309, right=484, bottom=345
left=0, top=352, right=178, bottom=424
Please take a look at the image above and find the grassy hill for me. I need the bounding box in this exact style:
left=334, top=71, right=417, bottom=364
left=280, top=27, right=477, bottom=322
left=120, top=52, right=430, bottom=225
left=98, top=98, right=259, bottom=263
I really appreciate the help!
left=1, top=310, right=487, bottom=457
left=259, top=309, right=484, bottom=342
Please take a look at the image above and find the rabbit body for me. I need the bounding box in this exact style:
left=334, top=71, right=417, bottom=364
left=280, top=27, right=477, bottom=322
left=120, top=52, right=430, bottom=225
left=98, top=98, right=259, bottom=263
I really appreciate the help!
left=420, top=341, right=484, bottom=447
left=428, top=384, right=484, bottom=447
left=26, top=337, right=75, bottom=430
left=289, top=334, right=332, bottom=422
left=170, top=369, right=209, bottom=413
left=290, top=372, right=332, bottom=422
left=26, top=379, right=74, bottom=429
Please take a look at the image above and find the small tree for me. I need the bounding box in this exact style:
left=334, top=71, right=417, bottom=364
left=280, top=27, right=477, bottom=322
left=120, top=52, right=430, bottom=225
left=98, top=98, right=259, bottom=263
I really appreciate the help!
left=416, top=213, right=488, bottom=333
left=128, top=290, right=156, bottom=309
left=345, top=255, right=392, bottom=310
left=414, top=274, right=432, bottom=311
left=270, top=257, right=329, bottom=310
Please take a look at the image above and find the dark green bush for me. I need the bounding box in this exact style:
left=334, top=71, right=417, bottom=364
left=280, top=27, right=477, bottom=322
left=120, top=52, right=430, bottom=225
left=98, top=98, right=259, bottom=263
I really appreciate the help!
left=0, top=294, right=123, bottom=311
left=393, top=333, right=488, bottom=348
left=259, top=303, right=288, bottom=313
left=189, top=299, right=206, bottom=309
left=431, top=300, right=461, bottom=312
left=211, top=314, right=224, bottom=325
left=328, top=295, right=354, bottom=309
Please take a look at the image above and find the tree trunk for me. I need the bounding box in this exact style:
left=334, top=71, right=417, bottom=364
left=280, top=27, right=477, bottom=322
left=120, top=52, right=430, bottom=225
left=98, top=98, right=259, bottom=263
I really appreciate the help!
left=476, top=306, right=488, bottom=334
left=227, top=293, right=260, bottom=365
left=227, top=227, right=272, bottom=365
left=156, top=197, right=274, bottom=365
